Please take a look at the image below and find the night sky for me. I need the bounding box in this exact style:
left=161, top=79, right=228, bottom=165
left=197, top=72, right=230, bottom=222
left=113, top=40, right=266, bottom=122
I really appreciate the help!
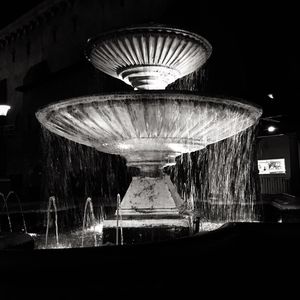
left=1, top=0, right=299, bottom=133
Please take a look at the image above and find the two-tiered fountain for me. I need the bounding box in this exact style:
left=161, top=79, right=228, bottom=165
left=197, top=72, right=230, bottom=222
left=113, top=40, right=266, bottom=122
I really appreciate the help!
left=36, top=25, right=262, bottom=244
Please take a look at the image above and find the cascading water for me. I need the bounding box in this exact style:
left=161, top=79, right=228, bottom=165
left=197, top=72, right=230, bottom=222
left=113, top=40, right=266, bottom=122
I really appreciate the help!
left=41, top=128, right=132, bottom=228
left=167, top=67, right=208, bottom=93
left=168, top=124, right=261, bottom=224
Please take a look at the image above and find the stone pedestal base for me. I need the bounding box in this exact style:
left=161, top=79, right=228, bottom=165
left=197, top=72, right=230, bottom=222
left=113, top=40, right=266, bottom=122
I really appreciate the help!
left=119, top=175, right=184, bottom=216
left=105, top=174, right=190, bottom=244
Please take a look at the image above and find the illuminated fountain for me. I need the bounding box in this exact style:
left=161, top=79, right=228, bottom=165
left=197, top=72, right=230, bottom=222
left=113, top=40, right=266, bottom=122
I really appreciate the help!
left=36, top=25, right=262, bottom=242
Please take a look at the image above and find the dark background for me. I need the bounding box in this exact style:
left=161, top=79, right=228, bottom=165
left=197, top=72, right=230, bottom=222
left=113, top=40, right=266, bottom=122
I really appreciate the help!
left=1, top=2, right=300, bottom=292
left=1, top=0, right=299, bottom=132
left=0, top=0, right=299, bottom=202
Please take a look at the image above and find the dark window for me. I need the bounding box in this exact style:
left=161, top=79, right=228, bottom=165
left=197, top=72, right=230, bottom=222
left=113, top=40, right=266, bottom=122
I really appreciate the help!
left=15, top=113, right=21, bottom=130
left=52, top=27, right=57, bottom=43
left=72, top=16, right=78, bottom=33
left=11, top=49, right=16, bottom=63
left=26, top=41, right=31, bottom=57
left=0, top=79, right=7, bottom=102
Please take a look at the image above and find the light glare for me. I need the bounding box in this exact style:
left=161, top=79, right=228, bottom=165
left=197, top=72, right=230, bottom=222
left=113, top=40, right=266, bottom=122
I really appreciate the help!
left=0, top=105, right=11, bottom=116
left=267, top=126, right=276, bottom=133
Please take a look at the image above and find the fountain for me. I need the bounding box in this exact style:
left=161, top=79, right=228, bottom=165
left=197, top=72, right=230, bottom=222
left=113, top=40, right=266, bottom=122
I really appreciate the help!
left=86, top=25, right=212, bottom=90
left=36, top=25, right=262, bottom=243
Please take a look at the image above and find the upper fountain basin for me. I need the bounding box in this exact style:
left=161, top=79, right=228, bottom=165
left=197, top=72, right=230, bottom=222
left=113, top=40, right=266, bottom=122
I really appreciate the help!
left=86, top=25, right=212, bottom=90
left=36, top=91, right=262, bottom=169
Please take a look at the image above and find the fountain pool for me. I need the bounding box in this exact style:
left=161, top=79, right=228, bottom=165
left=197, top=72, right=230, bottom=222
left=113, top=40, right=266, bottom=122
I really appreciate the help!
left=31, top=221, right=224, bottom=249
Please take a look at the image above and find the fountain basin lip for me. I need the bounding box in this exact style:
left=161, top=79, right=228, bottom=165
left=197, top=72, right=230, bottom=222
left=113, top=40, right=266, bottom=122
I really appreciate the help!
left=36, top=91, right=262, bottom=168
left=85, top=24, right=213, bottom=89
left=85, top=24, right=212, bottom=58
left=36, top=90, right=262, bottom=114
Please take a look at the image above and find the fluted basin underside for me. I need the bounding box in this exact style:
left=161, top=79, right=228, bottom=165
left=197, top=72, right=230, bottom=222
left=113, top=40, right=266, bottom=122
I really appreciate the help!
left=86, top=25, right=212, bottom=90
left=36, top=91, right=262, bottom=170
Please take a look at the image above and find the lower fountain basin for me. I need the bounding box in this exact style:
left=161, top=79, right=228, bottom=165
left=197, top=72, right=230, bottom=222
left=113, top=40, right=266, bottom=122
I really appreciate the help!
left=31, top=222, right=224, bottom=249
left=36, top=91, right=261, bottom=169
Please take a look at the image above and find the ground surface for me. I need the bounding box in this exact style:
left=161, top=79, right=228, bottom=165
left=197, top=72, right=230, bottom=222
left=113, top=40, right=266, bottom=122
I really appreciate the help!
left=1, top=222, right=300, bottom=297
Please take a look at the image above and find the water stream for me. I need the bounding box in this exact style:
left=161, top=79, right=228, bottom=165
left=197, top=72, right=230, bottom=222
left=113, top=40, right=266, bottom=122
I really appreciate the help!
left=45, top=196, right=59, bottom=248
left=81, top=197, right=97, bottom=247
left=0, top=192, right=12, bottom=232
left=6, top=191, right=27, bottom=233
left=116, top=193, right=123, bottom=245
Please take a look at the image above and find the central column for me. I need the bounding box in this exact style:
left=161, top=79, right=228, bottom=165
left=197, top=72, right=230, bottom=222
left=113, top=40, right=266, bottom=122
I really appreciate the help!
left=119, top=164, right=185, bottom=218
left=103, top=164, right=190, bottom=244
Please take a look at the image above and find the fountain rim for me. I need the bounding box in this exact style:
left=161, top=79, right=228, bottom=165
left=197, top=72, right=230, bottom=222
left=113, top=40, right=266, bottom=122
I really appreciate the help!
left=85, top=24, right=212, bottom=61
left=36, top=90, right=262, bottom=119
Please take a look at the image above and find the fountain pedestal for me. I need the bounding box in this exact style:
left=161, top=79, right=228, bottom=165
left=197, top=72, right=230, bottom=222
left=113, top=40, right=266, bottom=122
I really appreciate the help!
left=102, top=168, right=191, bottom=244
left=119, top=175, right=184, bottom=217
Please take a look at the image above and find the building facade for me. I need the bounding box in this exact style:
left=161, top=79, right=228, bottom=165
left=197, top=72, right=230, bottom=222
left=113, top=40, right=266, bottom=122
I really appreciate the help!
left=0, top=0, right=251, bottom=200
left=0, top=0, right=176, bottom=198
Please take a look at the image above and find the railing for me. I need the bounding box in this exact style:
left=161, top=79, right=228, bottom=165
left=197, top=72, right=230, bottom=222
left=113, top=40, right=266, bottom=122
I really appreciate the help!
left=260, top=176, right=290, bottom=194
